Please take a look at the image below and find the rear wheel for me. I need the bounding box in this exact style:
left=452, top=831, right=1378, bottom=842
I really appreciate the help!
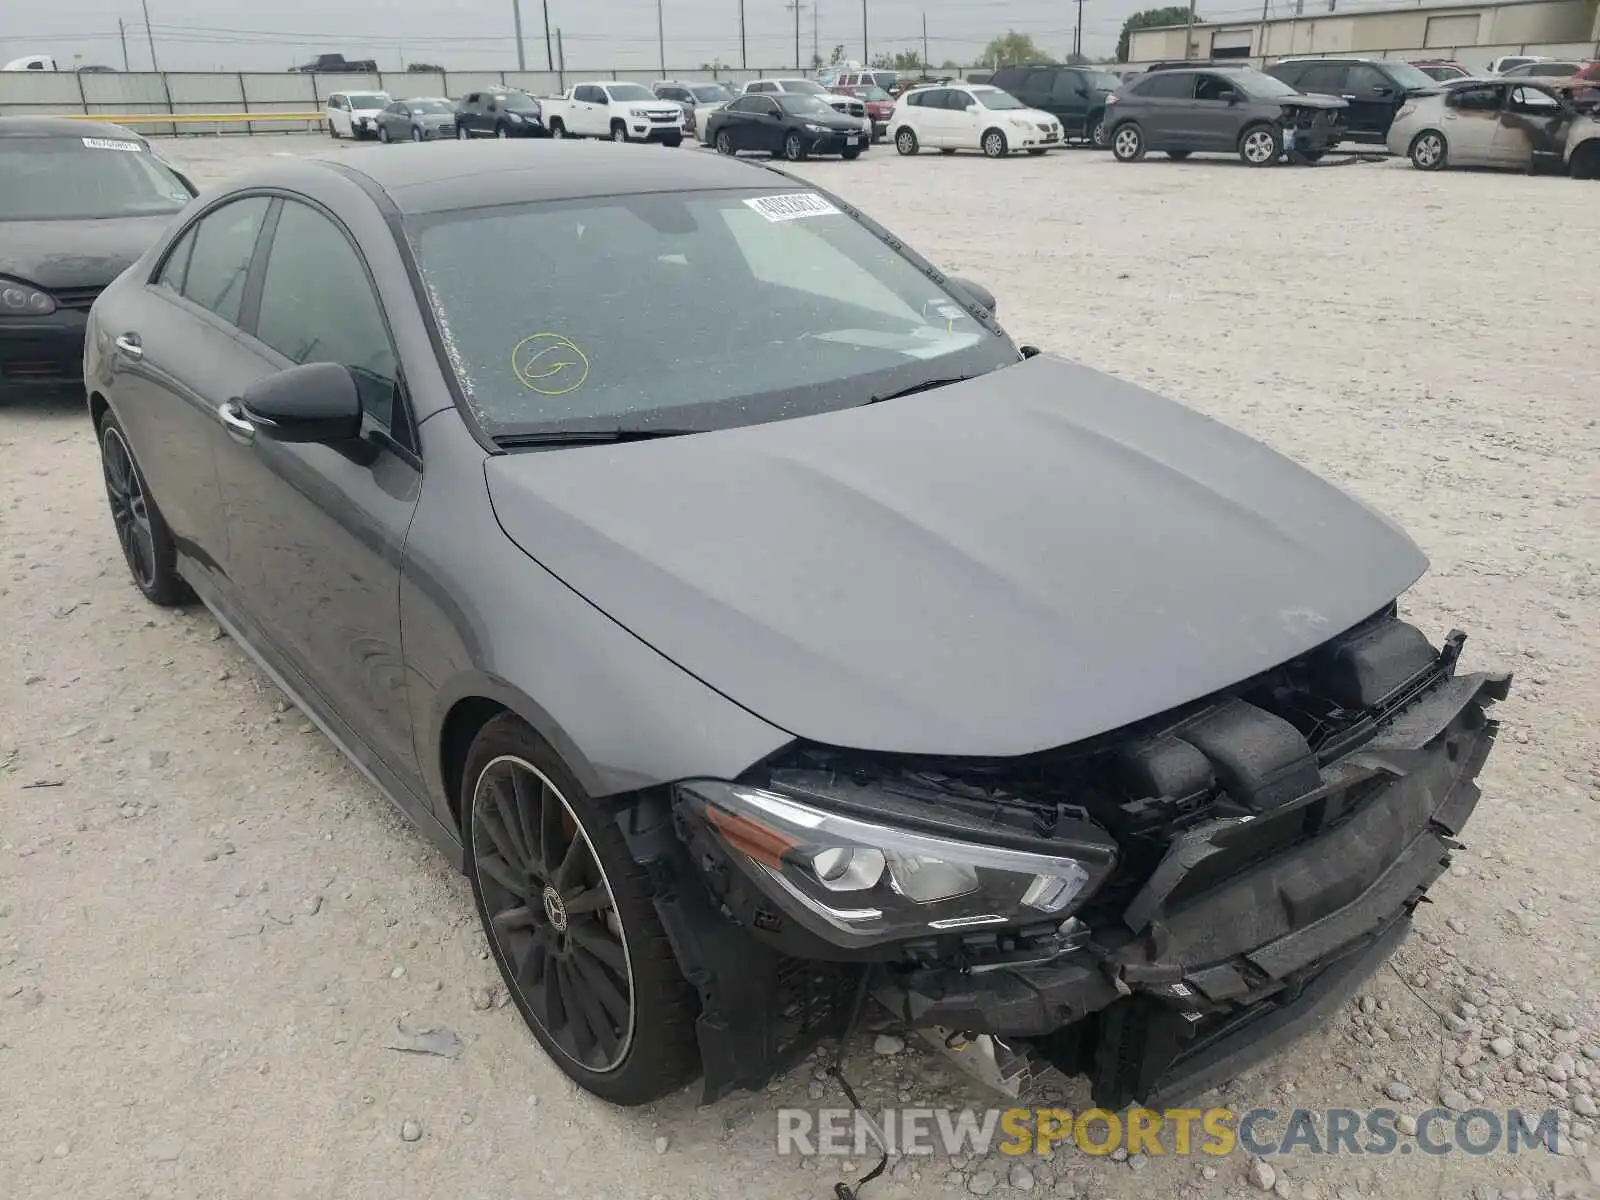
left=463, top=715, right=699, bottom=1106
left=1239, top=123, right=1281, bottom=166
left=1571, top=141, right=1600, bottom=180
left=715, top=129, right=735, bottom=156
left=783, top=130, right=807, bottom=161
left=496, top=125, right=509, bottom=139
left=98, top=411, right=191, bottom=607
left=1089, top=113, right=1108, bottom=148
left=895, top=127, right=919, bottom=155
left=1111, top=122, right=1145, bottom=162
left=1409, top=129, right=1447, bottom=171
left=981, top=128, right=1008, bottom=158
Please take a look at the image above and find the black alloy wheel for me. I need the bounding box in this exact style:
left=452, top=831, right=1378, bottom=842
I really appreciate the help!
left=715, top=129, right=735, bottom=155
left=783, top=130, right=807, bottom=160
left=99, top=414, right=189, bottom=606
left=463, top=716, right=698, bottom=1104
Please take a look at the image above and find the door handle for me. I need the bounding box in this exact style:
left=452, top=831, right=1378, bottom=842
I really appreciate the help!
left=114, top=333, right=143, bottom=361
left=217, top=399, right=256, bottom=442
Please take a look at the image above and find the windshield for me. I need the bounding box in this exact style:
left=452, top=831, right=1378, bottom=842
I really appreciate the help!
left=782, top=80, right=827, bottom=94
left=1084, top=71, right=1123, bottom=91
left=974, top=89, right=1027, bottom=110
left=409, top=100, right=454, bottom=114
left=1379, top=62, right=1440, bottom=90
left=691, top=84, right=734, bottom=103
left=605, top=83, right=655, bottom=102
left=868, top=72, right=897, bottom=89
left=0, top=136, right=191, bottom=221
left=1235, top=70, right=1304, bottom=99
left=856, top=85, right=892, bottom=101
left=348, top=93, right=388, bottom=109
left=776, top=94, right=833, bottom=116
left=408, top=189, right=1018, bottom=438
left=498, top=93, right=540, bottom=112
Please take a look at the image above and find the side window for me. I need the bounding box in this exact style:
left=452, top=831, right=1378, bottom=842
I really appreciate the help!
left=1508, top=85, right=1561, bottom=112
left=726, top=96, right=755, bottom=113
left=754, top=97, right=780, bottom=116
left=155, top=226, right=196, bottom=292
left=904, top=90, right=924, bottom=107
left=1298, top=63, right=1350, bottom=92
left=1347, top=65, right=1392, bottom=92
left=1449, top=84, right=1503, bottom=111
left=1050, top=71, right=1086, bottom=101
left=180, top=196, right=270, bottom=325
left=252, top=201, right=400, bottom=430
left=947, top=90, right=975, bottom=110
left=1194, top=73, right=1237, bottom=101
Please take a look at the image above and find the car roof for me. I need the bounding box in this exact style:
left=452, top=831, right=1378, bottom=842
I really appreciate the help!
left=0, top=115, right=145, bottom=140
left=252, top=139, right=794, bottom=215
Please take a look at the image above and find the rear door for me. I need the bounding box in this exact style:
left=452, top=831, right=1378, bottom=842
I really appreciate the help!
left=1130, top=71, right=1193, bottom=146
left=1496, top=83, right=1569, bottom=167
left=914, top=88, right=951, bottom=145
left=106, top=196, right=273, bottom=589
left=214, top=195, right=422, bottom=781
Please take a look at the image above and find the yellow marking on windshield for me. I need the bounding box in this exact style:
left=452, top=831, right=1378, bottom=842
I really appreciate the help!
left=511, top=332, right=590, bottom=395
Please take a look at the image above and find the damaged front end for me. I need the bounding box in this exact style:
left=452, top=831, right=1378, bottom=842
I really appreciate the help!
left=1281, top=101, right=1346, bottom=158
left=622, top=605, right=1509, bottom=1108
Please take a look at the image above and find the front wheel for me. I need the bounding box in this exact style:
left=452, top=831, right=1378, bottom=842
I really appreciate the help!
left=715, top=129, right=735, bottom=155
left=895, top=127, right=919, bottom=155
left=1571, top=141, right=1600, bottom=180
left=99, top=411, right=191, bottom=607
left=611, top=122, right=630, bottom=143
left=378, top=124, right=391, bottom=144
left=1409, top=130, right=1447, bottom=171
left=550, top=119, right=568, bottom=139
left=1239, top=124, right=1281, bottom=166
left=463, top=716, right=700, bottom=1106
left=1111, top=122, right=1145, bottom=162
left=329, top=123, right=341, bottom=140
left=783, top=131, right=807, bottom=161
left=457, top=124, right=469, bottom=140
left=981, top=128, right=1008, bottom=158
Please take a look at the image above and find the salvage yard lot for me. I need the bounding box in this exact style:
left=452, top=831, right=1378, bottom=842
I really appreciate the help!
left=2, top=134, right=1597, bottom=1200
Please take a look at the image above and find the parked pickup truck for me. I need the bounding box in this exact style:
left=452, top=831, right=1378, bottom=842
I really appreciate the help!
left=294, top=53, right=379, bottom=74
left=543, top=81, right=686, bottom=144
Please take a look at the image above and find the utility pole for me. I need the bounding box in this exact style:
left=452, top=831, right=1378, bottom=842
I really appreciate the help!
left=512, top=0, right=526, bottom=70
left=739, top=0, right=747, bottom=67
left=556, top=26, right=565, bottom=88
left=813, top=2, right=819, bottom=70
left=922, top=11, right=928, bottom=69
left=1183, top=0, right=1198, bottom=58
left=862, top=0, right=869, bottom=63
left=1074, top=0, right=1085, bottom=58
left=141, top=0, right=159, bottom=71
left=785, top=0, right=803, bottom=71
left=1257, top=0, right=1271, bottom=62
left=118, top=18, right=130, bottom=71
left=542, top=0, right=553, bottom=69
left=657, top=0, right=666, bottom=76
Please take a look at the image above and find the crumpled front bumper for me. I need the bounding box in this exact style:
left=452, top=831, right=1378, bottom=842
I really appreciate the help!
left=875, top=670, right=1508, bottom=1108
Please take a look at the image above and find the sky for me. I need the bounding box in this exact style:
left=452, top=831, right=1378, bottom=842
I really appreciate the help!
left=3, top=0, right=1319, bottom=74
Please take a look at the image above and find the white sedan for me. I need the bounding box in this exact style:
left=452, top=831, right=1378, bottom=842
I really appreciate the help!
left=325, top=91, right=391, bottom=141
left=890, top=83, right=1062, bottom=158
left=1387, top=78, right=1574, bottom=172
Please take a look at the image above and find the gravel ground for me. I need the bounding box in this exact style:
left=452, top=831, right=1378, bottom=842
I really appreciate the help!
left=2, top=134, right=1598, bottom=1200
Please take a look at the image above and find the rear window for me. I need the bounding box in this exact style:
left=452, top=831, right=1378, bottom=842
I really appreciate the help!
left=0, top=136, right=191, bottom=221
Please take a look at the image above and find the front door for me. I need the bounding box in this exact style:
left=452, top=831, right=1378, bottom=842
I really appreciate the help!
left=574, top=86, right=607, bottom=135
left=1339, top=64, right=1399, bottom=140
left=1497, top=84, right=1570, bottom=168
left=1190, top=73, right=1243, bottom=150
left=746, top=95, right=785, bottom=153
left=1048, top=70, right=1093, bottom=136
left=107, top=195, right=273, bottom=587
left=214, top=197, right=422, bottom=782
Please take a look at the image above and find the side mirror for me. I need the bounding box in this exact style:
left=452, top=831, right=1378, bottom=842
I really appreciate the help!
left=1076, top=86, right=1089, bottom=96
left=240, top=362, right=363, bottom=444
left=946, top=275, right=996, bottom=315
left=966, top=103, right=980, bottom=113
left=1225, top=90, right=1240, bottom=105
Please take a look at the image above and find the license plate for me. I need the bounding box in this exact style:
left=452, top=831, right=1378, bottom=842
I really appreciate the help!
left=846, top=135, right=859, bottom=146
left=1044, top=132, right=1059, bottom=142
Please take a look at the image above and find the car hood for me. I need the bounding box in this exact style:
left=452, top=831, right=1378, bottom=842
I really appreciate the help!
left=485, top=355, right=1428, bottom=758
left=0, top=214, right=177, bottom=291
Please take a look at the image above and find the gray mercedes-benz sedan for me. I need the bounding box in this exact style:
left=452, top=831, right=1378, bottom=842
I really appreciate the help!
left=83, top=140, right=1509, bottom=1113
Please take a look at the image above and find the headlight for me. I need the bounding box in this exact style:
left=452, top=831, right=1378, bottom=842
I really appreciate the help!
left=629, top=107, right=650, bottom=118
left=678, top=781, right=1114, bottom=949
left=0, top=280, right=56, bottom=315
left=1009, top=116, right=1032, bottom=127
left=804, top=122, right=827, bottom=133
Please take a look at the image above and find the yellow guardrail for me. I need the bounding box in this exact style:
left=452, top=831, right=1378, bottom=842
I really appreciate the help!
left=75, top=111, right=327, bottom=125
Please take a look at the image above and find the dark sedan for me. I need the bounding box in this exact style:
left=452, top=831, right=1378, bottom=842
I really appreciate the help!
left=376, top=98, right=459, bottom=143
left=83, top=140, right=1506, bottom=1116
left=705, top=92, right=867, bottom=160
left=0, top=117, right=195, bottom=397
left=455, top=89, right=548, bottom=139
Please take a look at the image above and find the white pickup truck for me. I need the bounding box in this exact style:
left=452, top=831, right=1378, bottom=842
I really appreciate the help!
left=543, top=81, right=687, bottom=145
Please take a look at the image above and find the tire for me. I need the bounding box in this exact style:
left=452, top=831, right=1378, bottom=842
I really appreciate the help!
left=895, top=126, right=919, bottom=155
left=1166, top=149, right=1192, bottom=160
left=1239, top=123, right=1281, bottom=166
left=981, top=128, right=1008, bottom=158
left=378, top=124, right=391, bottom=144
left=611, top=122, right=629, bottom=143
left=411, top=125, right=423, bottom=142
left=463, top=715, right=699, bottom=1106
left=841, top=146, right=861, bottom=160
left=715, top=129, right=735, bottom=156
left=496, top=126, right=508, bottom=139
left=550, top=119, right=567, bottom=139
left=1089, top=113, right=1108, bottom=148
left=1111, top=122, right=1145, bottom=162
left=1409, top=129, right=1447, bottom=171
left=329, top=124, right=341, bottom=140
left=98, top=410, right=191, bottom=607
left=1571, top=141, right=1600, bottom=180
left=457, top=124, right=469, bottom=140
left=783, top=131, right=807, bottom=161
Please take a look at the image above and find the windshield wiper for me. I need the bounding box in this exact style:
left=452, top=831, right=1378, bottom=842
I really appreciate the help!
left=491, top=428, right=701, bottom=449
left=862, top=376, right=975, bottom=406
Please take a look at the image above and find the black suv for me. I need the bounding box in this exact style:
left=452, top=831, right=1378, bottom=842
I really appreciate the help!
left=987, top=63, right=1126, bottom=146
left=1264, top=57, right=1440, bottom=142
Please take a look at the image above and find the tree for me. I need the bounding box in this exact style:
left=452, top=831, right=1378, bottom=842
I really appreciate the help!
left=978, top=30, right=1049, bottom=68
left=870, top=49, right=925, bottom=72
left=1116, top=6, right=1194, bottom=62
left=407, top=62, right=445, bottom=72
left=829, top=44, right=846, bottom=66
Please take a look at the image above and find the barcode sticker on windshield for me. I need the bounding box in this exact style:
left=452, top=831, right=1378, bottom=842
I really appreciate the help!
left=82, top=137, right=143, bottom=152
left=744, top=193, right=840, bottom=222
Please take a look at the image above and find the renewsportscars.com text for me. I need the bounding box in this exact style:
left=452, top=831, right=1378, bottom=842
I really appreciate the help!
left=776, top=1106, right=1563, bottom=1159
